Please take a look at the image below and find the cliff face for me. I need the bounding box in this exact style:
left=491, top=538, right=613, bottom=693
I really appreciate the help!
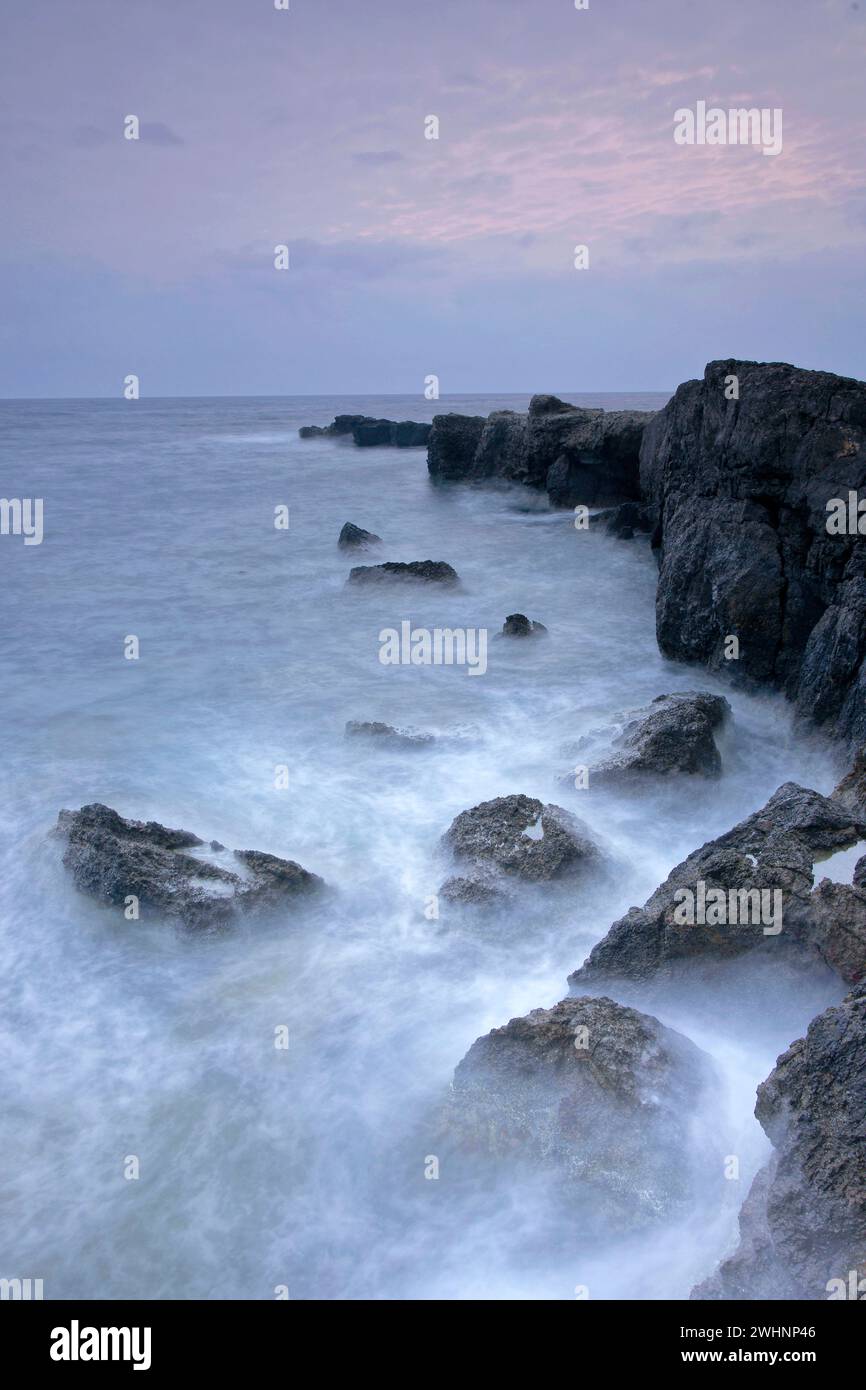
left=428, top=395, right=653, bottom=507
left=640, top=360, right=866, bottom=745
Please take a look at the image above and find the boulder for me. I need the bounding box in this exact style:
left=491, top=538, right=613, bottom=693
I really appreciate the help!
left=344, top=720, right=434, bottom=748
left=449, top=995, right=715, bottom=1228
left=442, top=793, right=600, bottom=882
left=587, top=691, right=730, bottom=785
left=439, top=875, right=508, bottom=908
left=501, top=613, right=547, bottom=638
left=640, top=359, right=866, bottom=745
left=569, top=783, right=866, bottom=987
left=338, top=522, right=381, bottom=550
left=56, top=803, right=323, bottom=929
left=693, top=985, right=866, bottom=1300
left=347, top=560, right=459, bottom=586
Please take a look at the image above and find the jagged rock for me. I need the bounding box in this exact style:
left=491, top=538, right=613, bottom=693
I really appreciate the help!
left=501, top=613, right=547, bottom=638
left=449, top=995, right=715, bottom=1228
left=569, top=783, right=866, bottom=987
left=338, top=522, right=381, bottom=550
left=442, top=793, right=600, bottom=882
left=588, top=691, right=730, bottom=785
left=56, top=803, right=323, bottom=929
left=300, top=415, right=431, bottom=447
left=802, top=879, right=866, bottom=984
left=427, top=400, right=653, bottom=506
left=832, top=747, right=866, bottom=816
left=640, top=359, right=866, bottom=745
left=345, top=720, right=434, bottom=748
left=347, top=560, right=459, bottom=586
left=693, top=986, right=866, bottom=1300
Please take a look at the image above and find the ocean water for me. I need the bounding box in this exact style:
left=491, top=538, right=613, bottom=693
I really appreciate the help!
left=0, top=394, right=847, bottom=1300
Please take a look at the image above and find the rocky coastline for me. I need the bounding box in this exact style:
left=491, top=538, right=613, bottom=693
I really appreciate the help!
left=54, top=358, right=866, bottom=1300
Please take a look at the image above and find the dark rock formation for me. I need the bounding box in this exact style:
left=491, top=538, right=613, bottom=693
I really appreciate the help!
left=347, top=560, right=459, bottom=586
left=569, top=783, right=866, bottom=987
left=449, top=995, right=715, bottom=1228
left=442, top=793, right=600, bottom=883
left=427, top=396, right=654, bottom=506
left=56, top=803, right=323, bottom=929
left=300, top=415, right=431, bottom=447
left=338, top=522, right=381, bottom=550
left=693, top=985, right=866, bottom=1300
left=832, top=747, right=866, bottom=817
left=587, top=691, right=730, bottom=785
left=345, top=720, right=434, bottom=748
left=501, top=613, right=547, bottom=638
left=640, top=359, right=866, bottom=746
left=602, top=500, right=654, bottom=540
left=426, top=413, right=487, bottom=481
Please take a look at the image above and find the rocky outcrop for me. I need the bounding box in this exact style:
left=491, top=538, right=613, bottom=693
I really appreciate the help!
left=57, top=803, right=323, bottom=929
left=338, top=522, right=381, bottom=550
left=427, top=396, right=654, bottom=506
left=584, top=691, right=730, bottom=786
left=569, top=783, right=866, bottom=987
left=693, top=985, right=866, bottom=1300
left=441, top=793, right=600, bottom=884
left=500, top=613, right=547, bottom=638
left=300, top=415, right=431, bottom=446
left=426, top=413, right=487, bottom=480
left=449, top=995, right=715, bottom=1229
left=345, top=720, right=434, bottom=748
left=347, top=560, right=459, bottom=586
left=640, top=359, right=866, bottom=746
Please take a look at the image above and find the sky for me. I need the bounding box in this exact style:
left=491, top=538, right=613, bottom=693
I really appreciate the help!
left=1, top=0, right=864, bottom=396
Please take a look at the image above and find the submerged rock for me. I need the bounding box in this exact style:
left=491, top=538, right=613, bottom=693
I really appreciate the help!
left=693, top=985, right=866, bottom=1300
left=588, top=691, right=730, bottom=785
left=56, top=803, right=323, bottom=929
left=569, top=783, right=866, bottom=987
left=500, top=613, right=547, bottom=638
left=338, top=522, right=381, bottom=550
left=442, top=793, right=600, bottom=882
left=345, top=720, right=434, bottom=748
left=347, top=560, right=459, bottom=586
left=439, top=875, right=509, bottom=909
left=449, top=995, right=714, bottom=1228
